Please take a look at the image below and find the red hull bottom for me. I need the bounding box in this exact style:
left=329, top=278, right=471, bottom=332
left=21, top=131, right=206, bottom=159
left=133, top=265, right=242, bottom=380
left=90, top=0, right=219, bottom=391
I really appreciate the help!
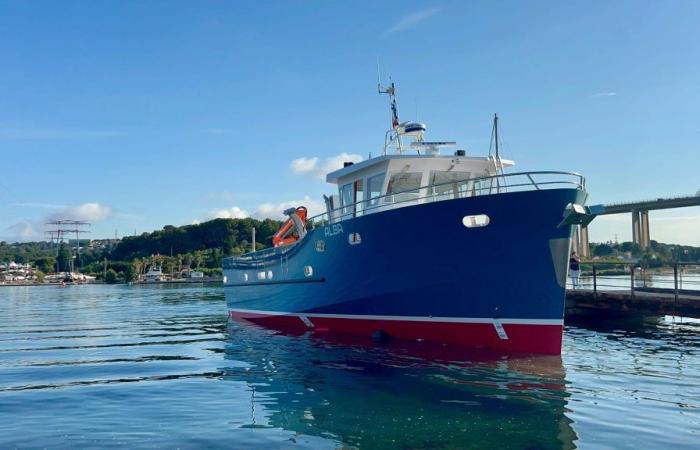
left=229, top=310, right=564, bottom=355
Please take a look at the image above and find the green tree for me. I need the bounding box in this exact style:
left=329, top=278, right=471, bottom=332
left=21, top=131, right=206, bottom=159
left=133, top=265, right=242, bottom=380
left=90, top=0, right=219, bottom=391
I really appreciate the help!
left=192, top=252, right=204, bottom=269
left=123, top=264, right=135, bottom=283
left=33, top=256, right=56, bottom=273
left=34, top=270, right=45, bottom=283
left=57, top=243, right=71, bottom=272
left=105, top=268, right=118, bottom=284
left=593, top=243, right=614, bottom=257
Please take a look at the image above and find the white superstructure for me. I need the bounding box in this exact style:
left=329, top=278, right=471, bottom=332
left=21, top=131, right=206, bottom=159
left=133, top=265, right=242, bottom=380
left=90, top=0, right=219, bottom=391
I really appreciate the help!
left=144, top=265, right=164, bottom=283
left=320, top=79, right=514, bottom=222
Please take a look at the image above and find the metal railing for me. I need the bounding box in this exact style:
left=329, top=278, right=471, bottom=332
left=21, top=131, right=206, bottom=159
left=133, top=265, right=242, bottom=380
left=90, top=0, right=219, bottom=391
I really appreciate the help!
left=223, top=171, right=584, bottom=267
left=223, top=243, right=295, bottom=268
left=307, top=171, right=585, bottom=228
left=568, top=261, right=700, bottom=302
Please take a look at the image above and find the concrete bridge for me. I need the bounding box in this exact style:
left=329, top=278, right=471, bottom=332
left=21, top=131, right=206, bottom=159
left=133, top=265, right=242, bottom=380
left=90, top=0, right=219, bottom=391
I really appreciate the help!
left=574, top=193, right=700, bottom=257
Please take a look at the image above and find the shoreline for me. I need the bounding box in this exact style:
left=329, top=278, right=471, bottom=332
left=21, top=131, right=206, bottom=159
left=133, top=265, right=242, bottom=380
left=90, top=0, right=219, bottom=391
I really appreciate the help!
left=0, top=278, right=223, bottom=287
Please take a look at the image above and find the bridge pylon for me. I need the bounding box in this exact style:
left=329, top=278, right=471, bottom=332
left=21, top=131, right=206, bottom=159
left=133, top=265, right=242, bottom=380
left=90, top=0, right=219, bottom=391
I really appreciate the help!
left=632, top=210, right=651, bottom=249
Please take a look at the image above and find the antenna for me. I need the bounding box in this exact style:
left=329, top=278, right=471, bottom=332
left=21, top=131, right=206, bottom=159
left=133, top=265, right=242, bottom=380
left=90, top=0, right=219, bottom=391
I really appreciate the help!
left=489, top=113, right=505, bottom=193
left=377, top=65, right=402, bottom=154
left=494, top=113, right=500, bottom=160
left=376, top=59, right=395, bottom=96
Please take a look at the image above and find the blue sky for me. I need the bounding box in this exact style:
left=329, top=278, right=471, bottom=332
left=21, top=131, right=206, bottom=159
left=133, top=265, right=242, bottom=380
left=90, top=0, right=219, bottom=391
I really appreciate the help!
left=1, top=1, right=699, bottom=245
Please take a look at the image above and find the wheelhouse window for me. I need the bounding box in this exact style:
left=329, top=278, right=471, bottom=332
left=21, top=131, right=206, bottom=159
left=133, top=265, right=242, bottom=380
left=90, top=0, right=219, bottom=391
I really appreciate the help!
left=340, top=183, right=353, bottom=216
left=429, top=171, right=471, bottom=199
left=387, top=172, right=422, bottom=194
left=366, top=173, right=385, bottom=208
left=386, top=172, right=423, bottom=204
left=354, top=179, right=364, bottom=215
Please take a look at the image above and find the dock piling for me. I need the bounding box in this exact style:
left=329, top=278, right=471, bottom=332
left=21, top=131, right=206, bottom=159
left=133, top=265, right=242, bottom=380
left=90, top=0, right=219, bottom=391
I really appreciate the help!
left=592, top=264, right=598, bottom=299
left=630, top=266, right=635, bottom=299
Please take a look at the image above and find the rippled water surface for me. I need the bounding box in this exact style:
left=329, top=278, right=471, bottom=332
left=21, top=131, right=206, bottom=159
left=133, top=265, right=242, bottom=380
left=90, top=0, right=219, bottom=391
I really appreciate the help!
left=0, top=284, right=698, bottom=449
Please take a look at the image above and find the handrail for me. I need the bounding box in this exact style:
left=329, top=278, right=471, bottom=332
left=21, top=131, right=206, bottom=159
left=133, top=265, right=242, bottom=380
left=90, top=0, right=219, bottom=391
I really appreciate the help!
left=307, top=170, right=585, bottom=226
left=224, top=170, right=585, bottom=264
left=568, top=262, right=700, bottom=301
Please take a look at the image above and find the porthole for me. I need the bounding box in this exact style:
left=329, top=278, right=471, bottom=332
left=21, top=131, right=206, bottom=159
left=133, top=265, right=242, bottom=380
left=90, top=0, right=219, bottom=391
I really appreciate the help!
left=462, top=214, right=490, bottom=228
left=257, top=271, right=266, bottom=280
left=243, top=273, right=248, bottom=281
left=304, top=266, right=313, bottom=277
left=315, top=240, right=325, bottom=252
left=348, top=232, right=362, bottom=245
left=267, top=270, right=273, bottom=279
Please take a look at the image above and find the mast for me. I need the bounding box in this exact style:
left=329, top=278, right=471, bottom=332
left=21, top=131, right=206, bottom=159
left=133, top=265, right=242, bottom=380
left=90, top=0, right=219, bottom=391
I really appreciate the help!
left=492, top=113, right=504, bottom=193
left=494, top=113, right=500, bottom=160
left=378, top=76, right=402, bottom=154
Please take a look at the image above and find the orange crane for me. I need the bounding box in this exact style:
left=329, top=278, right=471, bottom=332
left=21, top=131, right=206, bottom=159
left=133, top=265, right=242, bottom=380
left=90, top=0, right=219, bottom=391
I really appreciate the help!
left=272, top=206, right=308, bottom=247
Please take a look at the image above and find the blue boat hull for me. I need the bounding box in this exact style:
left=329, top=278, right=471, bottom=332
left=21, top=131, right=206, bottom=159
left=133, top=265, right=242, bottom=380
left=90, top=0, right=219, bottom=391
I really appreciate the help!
left=224, top=188, right=586, bottom=354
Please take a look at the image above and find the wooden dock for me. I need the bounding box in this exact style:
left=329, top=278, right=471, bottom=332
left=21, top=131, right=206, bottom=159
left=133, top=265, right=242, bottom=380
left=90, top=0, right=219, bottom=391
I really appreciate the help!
left=566, top=289, right=700, bottom=319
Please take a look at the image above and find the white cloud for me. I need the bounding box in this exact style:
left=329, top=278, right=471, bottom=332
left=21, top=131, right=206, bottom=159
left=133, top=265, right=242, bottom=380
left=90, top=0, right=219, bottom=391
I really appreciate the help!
left=290, top=157, right=320, bottom=175
left=12, top=201, right=120, bottom=221
left=1, top=202, right=114, bottom=243
left=290, top=152, right=363, bottom=180
left=253, top=196, right=325, bottom=220
left=321, top=153, right=363, bottom=176
left=204, top=196, right=326, bottom=223
left=65, top=202, right=112, bottom=221
left=208, top=206, right=250, bottom=220
left=1, top=221, right=43, bottom=242
left=382, top=8, right=440, bottom=36
left=590, top=92, right=617, bottom=98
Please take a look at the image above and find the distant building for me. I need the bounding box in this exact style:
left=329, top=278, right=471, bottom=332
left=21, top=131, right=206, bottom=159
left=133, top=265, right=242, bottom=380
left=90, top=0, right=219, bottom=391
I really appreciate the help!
left=88, top=239, right=121, bottom=250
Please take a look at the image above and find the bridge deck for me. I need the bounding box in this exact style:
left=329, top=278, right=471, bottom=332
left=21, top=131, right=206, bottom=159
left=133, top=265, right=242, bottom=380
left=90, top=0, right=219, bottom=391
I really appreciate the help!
left=601, top=195, right=700, bottom=214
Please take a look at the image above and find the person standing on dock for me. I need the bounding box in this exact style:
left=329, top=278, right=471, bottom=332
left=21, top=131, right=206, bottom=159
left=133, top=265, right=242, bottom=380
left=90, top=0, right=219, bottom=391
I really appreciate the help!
left=569, top=251, right=581, bottom=289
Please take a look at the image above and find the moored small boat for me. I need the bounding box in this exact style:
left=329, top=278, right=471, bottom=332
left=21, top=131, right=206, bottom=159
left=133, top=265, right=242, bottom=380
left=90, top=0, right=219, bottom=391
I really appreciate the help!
left=144, top=265, right=164, bottom=283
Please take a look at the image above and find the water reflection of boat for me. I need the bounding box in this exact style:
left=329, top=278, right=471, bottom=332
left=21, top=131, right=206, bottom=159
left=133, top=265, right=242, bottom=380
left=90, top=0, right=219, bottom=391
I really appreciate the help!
left=222, top=323, right=578, bottom=449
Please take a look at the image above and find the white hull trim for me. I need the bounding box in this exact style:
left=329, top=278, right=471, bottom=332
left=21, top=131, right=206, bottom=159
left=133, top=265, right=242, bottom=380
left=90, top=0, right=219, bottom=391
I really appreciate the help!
left=228, top=308, right=563, bottom=326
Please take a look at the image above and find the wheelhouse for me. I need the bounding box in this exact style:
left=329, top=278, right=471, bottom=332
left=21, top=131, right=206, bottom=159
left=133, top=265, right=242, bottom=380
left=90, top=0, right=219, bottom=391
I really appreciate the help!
left=325, top=153, right=515, bottom=220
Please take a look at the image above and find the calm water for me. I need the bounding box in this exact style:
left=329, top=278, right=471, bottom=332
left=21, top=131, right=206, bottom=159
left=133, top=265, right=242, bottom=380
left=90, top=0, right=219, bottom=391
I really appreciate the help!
left=0, top=285, right=698, bottom=449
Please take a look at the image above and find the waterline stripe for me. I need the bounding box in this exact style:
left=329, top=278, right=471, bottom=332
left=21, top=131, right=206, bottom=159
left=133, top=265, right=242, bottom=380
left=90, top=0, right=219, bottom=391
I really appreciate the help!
left=228, top=308, right=563, bottom=326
